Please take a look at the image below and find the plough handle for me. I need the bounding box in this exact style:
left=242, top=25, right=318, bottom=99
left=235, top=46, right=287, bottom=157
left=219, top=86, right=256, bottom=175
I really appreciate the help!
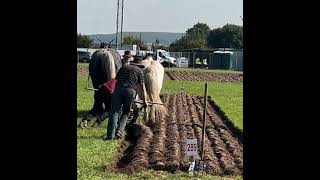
left=134, top=100, right=165, bottom=106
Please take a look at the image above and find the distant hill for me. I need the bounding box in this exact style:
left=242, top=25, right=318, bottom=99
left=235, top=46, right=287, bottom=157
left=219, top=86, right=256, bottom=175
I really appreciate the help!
left=88, top=32, right=184, bottom=45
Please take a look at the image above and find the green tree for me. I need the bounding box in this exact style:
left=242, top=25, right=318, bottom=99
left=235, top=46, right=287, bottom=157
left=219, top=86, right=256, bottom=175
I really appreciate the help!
left=169, top=22, right=210, bottom=51
left=123, top=35, right=147, bottom=50
left=186, top=22, right=210, bottom=48
left=207, top=24, right=243, bottom=49
left=77, top=33, right=93, bottom=48
left=169, top=37, right=186, bottom=51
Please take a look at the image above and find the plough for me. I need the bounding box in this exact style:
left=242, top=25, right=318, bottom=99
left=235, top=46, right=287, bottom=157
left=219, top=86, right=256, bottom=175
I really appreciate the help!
left=134, top=99, right=164, bottom=106
left=85, top=86, right=165, bottom=126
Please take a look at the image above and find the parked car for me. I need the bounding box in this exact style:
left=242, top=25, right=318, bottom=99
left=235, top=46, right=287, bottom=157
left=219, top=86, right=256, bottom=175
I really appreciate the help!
left=77, top=51, right=91, bottom=63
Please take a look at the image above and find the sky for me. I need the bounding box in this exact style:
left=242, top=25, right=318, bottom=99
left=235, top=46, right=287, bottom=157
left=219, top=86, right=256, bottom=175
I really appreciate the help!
left=77, top=0, right=243, bottom=35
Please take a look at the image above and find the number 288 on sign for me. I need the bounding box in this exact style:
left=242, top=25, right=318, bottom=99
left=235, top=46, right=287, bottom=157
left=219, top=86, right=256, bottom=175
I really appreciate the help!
left=185, top=138, right=198, bottom=156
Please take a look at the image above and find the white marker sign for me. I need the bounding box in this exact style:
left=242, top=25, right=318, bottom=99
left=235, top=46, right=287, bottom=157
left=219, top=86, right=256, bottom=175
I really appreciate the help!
left=185, top=138, right=198, bottom=156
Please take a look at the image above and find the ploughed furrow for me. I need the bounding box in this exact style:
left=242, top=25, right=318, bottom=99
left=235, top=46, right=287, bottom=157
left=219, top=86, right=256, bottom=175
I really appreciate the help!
left=148, top=94, right=169, bottom=170
left=163, top=94, right=181, bottom=172
left=186, top=94, right=222, bottom=175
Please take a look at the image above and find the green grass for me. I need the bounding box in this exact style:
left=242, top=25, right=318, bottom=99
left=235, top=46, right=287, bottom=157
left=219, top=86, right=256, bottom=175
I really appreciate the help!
left=77, top=68, right=243, bottom=180
left=165, top=67, right=243, bottom=74
left=162, top=81, right=243, bottom=130
left=78, top=63, right=89, bottom=68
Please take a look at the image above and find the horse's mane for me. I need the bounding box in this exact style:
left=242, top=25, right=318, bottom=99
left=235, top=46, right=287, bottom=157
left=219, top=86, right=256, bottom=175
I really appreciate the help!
left=102, top=51, right=116, bottom=81
left=107, top=48, right=122, bottom=71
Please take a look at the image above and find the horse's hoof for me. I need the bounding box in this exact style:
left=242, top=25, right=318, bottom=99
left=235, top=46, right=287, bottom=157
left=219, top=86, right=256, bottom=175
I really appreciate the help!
left=79, top=120, right=88, bottom=128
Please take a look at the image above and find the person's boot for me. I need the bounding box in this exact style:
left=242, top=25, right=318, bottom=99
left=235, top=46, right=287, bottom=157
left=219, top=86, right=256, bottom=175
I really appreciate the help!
left=115, top=130, right=125, bottom=139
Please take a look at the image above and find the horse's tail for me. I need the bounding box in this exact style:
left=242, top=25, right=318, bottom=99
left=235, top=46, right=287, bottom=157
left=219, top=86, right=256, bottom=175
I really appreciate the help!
left=102, top=51, right=116, bottom=81
left=143, top=65, right=167, bottom=125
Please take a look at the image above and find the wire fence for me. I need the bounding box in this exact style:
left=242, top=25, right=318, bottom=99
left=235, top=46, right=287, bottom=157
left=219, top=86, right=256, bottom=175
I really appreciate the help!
left=169, top=51, right=243, bottom=71
left=77, top=48, right=243, bottom=71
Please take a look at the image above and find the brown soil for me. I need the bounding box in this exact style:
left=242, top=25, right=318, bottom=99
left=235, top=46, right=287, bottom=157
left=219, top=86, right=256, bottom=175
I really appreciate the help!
left=166, top=71, right=243, bottom=82
left=109, top=94, right=243, bottom=176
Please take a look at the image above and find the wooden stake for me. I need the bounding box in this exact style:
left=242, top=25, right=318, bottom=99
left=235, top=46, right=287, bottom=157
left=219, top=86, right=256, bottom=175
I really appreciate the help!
left=201, top=82, right=208, bottom=161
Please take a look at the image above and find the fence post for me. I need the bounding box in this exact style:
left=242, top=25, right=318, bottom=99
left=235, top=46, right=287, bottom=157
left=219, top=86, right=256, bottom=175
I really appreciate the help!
left=201, top=82, right=208, bottom=161
left=235, top=53, right=238, bottom=70
left=193, top=53, right=196, bottom=68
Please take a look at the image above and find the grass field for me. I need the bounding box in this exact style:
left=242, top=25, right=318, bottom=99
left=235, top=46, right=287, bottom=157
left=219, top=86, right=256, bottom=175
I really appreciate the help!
left=77, top=64, right=243, bottom=180
left=162, top=81, right=243, bottom=130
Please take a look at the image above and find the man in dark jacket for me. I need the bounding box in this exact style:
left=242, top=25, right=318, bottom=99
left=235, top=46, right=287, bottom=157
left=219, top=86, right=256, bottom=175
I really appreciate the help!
left=105, top=56, right=148, bottom=140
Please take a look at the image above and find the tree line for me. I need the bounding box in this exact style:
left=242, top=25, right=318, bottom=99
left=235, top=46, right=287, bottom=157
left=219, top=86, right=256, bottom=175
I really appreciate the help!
left=169, top=23, right=243, bottom=51
left=77, top=33, right=94, bottom=48
left=77, top=22, right=243, bottom=51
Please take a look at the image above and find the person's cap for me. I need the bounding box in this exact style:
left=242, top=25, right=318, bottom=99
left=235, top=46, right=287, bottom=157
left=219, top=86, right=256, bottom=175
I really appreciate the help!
left=130, top=56, right=144, bottom=67
left=133, top=56, right=142, bottom=63
left=123, top=51, right=131, bottom=58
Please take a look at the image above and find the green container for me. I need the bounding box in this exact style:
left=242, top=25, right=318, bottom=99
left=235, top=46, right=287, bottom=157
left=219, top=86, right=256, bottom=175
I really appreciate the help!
left=211, top=53, right=221, bottom=69
left=208, top=50, right=243, bottom=70
left=231, top=51, right=243, bottom=71
left=212, top=52, right=232, bottom=69
left=221, top=53, right=231, bottom=69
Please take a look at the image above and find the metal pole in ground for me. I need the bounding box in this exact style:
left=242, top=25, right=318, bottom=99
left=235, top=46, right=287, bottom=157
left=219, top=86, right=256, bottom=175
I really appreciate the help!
left=115, top=0, right=120, bottom=50
left=120, top=0, right=124, bottom=48
left=201, top=82, right=208, bottom=161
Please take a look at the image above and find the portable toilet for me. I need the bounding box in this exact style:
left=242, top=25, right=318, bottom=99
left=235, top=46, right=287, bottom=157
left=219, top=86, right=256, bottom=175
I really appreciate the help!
left=230, top=51, right=243, bottom=71
left=210, top=51, right=232, bottom=69
left=176, top=57, right=189, bottom=68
